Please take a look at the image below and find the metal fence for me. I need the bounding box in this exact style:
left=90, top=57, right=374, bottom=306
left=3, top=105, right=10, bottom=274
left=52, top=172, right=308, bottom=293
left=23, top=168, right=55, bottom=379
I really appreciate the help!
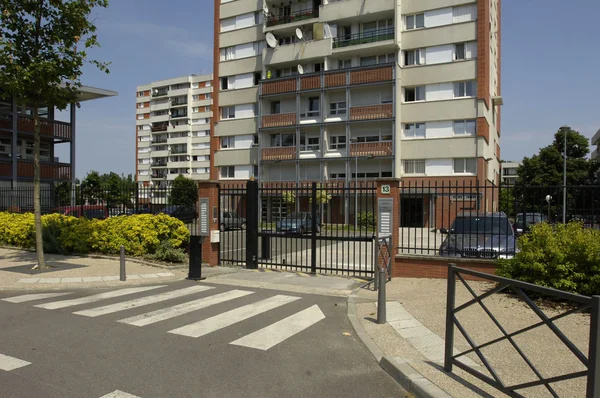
left=445, top=264, right=599, bottom=398
left=399, top=181, right=600, bottom=258
left=219, top=180, right=378, bottom=277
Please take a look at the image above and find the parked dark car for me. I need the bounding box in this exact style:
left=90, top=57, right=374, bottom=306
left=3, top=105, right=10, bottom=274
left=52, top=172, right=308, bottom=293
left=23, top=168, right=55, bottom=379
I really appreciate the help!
left=220, top=211, right=246, bottom=231
left=439, top=212, right=517, bottom=259
left=54, top=205, right=108, bottom=220
left=276, top=212, right=321, bottom=234
left=160, top=205, right=196, bottom=223
left=513, top=212, right=545, bottom=236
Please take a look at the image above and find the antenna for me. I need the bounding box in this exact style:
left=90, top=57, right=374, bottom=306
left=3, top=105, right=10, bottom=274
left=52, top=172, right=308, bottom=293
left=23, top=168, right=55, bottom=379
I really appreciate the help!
left=297, top=65, right=304, bottom=75
left=265, top=32, right=278, bottom=48
left=295, top=28, right=303, bottom=41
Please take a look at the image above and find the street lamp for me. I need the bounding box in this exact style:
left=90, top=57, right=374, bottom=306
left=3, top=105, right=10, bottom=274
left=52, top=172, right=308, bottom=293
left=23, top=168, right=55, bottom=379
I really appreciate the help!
left=350, top=137, right=358, bottom=228
left=545, top=194, right=552, bottom=222
left=560, top=125, right=570, bottom=224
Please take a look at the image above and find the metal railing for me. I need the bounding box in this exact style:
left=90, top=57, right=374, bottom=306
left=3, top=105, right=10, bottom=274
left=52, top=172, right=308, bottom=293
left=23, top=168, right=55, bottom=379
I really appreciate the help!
left=266, top=8, right=319, bottom=27
left=445, top=264, right=600, bottom=398
left=152, top=90, right=168, bottom=98
left=332, top=27, right=394, bottom=49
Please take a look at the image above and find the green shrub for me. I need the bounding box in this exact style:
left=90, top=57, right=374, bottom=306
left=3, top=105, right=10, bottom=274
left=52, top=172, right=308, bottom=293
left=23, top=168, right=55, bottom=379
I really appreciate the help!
left=497, top=222, right=600, bottom=296
left=149, top=240, right=187, bottom=263
left=0, top=212, right=190, bottom=262
left=357, top=212, right=376, bottom=228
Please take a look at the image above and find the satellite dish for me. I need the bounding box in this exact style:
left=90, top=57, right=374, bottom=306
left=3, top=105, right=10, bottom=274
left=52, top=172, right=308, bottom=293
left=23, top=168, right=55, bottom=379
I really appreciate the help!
left=263, top=4, right=269, bottom=14
left=265, top=32, right=278, bottom=48
left=297, top=65, right=304, bottom=75
left=154, top=89, right=158, bottom=93
left=295, top=28, right=303, bottom=40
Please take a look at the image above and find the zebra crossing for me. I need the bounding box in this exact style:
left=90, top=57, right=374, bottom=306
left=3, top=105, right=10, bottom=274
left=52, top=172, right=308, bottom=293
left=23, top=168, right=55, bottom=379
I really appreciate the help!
left=1, top=283, right=326, bottom=351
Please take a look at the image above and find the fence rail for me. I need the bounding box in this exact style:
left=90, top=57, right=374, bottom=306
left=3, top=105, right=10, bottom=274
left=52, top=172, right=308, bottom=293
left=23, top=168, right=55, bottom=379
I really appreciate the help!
left=445, top=264, right=599, bottom=398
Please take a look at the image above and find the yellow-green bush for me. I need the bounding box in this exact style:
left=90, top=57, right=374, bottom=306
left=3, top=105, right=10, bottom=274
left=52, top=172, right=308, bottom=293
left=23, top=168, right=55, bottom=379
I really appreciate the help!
left=0, top=212, right=190, bottom=261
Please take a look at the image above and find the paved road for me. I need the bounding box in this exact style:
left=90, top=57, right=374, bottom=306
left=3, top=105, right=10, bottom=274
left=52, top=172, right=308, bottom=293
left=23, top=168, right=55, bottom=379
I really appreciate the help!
left=0, top=280, right=403, bottom=398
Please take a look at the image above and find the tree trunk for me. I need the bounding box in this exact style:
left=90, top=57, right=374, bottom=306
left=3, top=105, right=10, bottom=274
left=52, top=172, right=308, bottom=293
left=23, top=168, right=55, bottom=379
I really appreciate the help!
left=33, top=105, right=47, bottom=270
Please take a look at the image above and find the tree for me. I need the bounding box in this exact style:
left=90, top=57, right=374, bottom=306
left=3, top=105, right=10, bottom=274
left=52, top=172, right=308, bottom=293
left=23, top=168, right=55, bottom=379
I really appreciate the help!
left=309, top=183, right=332, bottom=205
left=169, top=175, right=198, bottom=209
left=0, top=1, right=109, bottom=270
left=81, top=170, right=103, bottom=205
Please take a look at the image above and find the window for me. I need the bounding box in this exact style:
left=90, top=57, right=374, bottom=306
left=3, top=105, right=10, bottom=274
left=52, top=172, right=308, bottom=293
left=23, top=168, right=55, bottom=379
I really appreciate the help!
left=405, top=13, right=425, bottom=30
left=454, top=81, right=477, bottom=97
left=221, top=106, right=235, bottom=119
left=330, top=135, right=346, bottom=150
left=404, top=160, right=426, bottom=174
left=137, top=91, right=145, bottom=97
left=220, top=77, right=229, bottom=90
left=254, top=72, right=261, bottom=85
left=455, top=43, right=465, bottom=60
left=453, top=158, right=477, bottom=174
left=404, top=123, right=425, bottom=138
left=137, top=102, right=144, bottom=109
left=300, top=135, right=319, bottom=151
left=355, top=135, right=379, bottom=143
left=452, top=4, right=477, bottom=23
left=338, top=59, right=351, bottom=69
left=270, top=133, right=295, bottom=147
left=360, top=56, right=377, bottom=66
left=221, top=137, right=234, bottom=149
left=404, top=49, right=424, bottom=66
left=330, top=173, right=346, bottom=180
left=454, top=120, right=476, bottom=136
left=220, top=166, right=235, bottom=178
left=307, top=97, right=320, bottom=117
left=276, top=66, right=297, bottom=77
left=404, top=86, right=425, bottom=102
left=329, top=102, right=346, bottom=115
left=137, top=114, right=144, bottom=120
left=454, top=42, right=477, bottom=60
left=270, top=101, right=280, bottom=114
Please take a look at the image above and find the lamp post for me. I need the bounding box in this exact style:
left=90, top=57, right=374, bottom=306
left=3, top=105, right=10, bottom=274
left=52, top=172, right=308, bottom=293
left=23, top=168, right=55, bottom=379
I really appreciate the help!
left=350, top=138, right=358, bottom=228
left=560, top=125, right=570, bottom=224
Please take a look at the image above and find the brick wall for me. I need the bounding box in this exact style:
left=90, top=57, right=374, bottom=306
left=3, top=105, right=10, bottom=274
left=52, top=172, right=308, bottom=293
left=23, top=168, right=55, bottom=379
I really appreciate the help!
left=198, top=181, right=220, bottom=266
left=393, top=255, right=497, bottom=281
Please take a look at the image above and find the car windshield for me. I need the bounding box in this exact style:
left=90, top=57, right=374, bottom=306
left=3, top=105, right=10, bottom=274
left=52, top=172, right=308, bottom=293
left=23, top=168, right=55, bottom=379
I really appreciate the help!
left=451, top=216, right=511, bottom=234
left=516, top=214, right=543, bottom=226
left=283, top=213, right=305, bottom=220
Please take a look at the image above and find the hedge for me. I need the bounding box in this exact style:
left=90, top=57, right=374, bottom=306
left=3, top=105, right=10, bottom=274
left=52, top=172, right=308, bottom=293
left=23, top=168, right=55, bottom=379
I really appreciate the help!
left=0, top=212, right=191, bottom=262
left=497, top=222, right=600, bottom=296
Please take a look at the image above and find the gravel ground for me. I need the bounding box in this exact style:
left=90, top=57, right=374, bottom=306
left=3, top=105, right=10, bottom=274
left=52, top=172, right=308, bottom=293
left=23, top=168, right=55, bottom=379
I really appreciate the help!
left=356, top=278, right=590, bottom=398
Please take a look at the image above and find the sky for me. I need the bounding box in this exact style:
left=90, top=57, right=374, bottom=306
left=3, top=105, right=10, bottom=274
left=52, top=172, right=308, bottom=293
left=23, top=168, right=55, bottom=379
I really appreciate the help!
left=57, top=0, right=600, bottom=178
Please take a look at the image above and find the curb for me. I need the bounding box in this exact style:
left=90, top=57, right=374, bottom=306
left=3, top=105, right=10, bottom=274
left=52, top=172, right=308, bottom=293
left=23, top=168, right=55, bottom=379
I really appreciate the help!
left=346, top=285, right=451, bottom=398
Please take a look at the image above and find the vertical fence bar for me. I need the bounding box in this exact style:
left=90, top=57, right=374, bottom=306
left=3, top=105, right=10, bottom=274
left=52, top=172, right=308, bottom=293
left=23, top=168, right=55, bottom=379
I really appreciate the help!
left=246, top=180, right=258, bottom=269
left=444, top=263, right=457, bottom=372
left=587, top=295, right=600, bottom=398
left=311, top=182, right=317, bottom=274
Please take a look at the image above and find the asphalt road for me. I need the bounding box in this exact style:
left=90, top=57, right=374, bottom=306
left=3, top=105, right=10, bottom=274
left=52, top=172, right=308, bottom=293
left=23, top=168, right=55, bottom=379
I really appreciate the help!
left=0, top=280, right=403, bottom=398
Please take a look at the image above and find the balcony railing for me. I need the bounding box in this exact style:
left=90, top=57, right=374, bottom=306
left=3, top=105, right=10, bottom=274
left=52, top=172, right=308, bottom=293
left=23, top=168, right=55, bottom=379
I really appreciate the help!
left=262, top=113, right=296, bottom=128
left=152, top=90, right=168, bottom=98
left=151, top=138, right=168, bottom=144
left=332, top=27, right=394, bottom=49
left=0, top=160, right=71, bottom=180
left=350, top=104, right=393, bottom=121
left=262, top=147, right=296, bottom=161
left=171, top=148, right=187, bottom=154
left=170, top=111, right=188, bottom=119
left=266, top=8, right=319, bottom=27
left=349, top=141, right=392, bottom=157
left=260, top=63, right=394, bottom=96
left=151, top=162, right=167, bottom=167
left=151, top=173, right=167, bottom=179
left=0, top=114, right=72, bottom=140
left=171, top=100, right=188, bottom=106
left=151, top=123, right=168, bottom=132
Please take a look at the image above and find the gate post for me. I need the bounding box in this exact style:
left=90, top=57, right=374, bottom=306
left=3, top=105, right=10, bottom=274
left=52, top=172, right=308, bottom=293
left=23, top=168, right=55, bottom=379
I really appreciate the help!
left=197, top=181, right=220, bottom=266
left=246, top=180, right=259, bottom=269
left=310, top=182, right=317, bottom=274
left=376, top=179, right=400, bottom=278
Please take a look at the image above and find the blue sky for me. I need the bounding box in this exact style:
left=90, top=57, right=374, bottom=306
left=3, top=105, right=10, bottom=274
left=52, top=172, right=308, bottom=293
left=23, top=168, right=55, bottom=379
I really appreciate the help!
left=57, top=0, right=600, bottom=178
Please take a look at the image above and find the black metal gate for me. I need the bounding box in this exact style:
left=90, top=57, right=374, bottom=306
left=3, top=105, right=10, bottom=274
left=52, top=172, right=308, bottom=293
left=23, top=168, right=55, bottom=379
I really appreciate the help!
left=219, top=180, right=377, bottom=277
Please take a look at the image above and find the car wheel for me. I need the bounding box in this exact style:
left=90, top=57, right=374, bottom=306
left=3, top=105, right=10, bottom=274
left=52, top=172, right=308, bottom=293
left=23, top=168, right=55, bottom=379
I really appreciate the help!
left=220, top=224, right=225, bottom=232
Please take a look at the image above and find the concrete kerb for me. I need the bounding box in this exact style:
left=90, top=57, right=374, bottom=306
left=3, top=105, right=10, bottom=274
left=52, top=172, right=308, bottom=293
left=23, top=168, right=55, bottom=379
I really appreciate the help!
left=347, top=283, right=451, bottom=398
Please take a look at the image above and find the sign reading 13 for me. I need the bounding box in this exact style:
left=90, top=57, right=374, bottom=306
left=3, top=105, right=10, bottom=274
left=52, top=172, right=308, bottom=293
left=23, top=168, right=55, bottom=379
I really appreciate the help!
left=381, top=185, right=391, bottom=195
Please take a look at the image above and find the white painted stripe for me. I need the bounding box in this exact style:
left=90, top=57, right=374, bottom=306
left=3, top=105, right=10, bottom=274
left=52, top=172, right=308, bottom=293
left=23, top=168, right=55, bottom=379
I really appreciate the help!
left=98, top=390, right=140, bottom=398
left=73, top=286, right=214, bottom=317
left=230, top=305, right=325, bottom=350
left=0, top=353, right=31, bottom=371
left=34, top=286, right=165, bottom=310
left=2, top=292, right=73, bottom=303
left=168, top=295, right=301, bottom=338
left=119, top=290, right=254, bottom=327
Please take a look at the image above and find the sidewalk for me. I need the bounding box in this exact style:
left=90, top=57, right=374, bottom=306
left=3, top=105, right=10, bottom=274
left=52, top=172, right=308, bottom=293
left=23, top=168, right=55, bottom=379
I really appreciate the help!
left=0, top=248, right=239, bottom=291
left=349, top=278, right=589, bottom=398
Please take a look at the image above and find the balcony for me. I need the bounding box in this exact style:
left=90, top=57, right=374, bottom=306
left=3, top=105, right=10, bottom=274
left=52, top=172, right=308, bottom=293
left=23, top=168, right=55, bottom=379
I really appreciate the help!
left=0, top=115, right=73, bottom=140
left=320, top=0, right=394, bottom=22
left=332, top=28, right=394, bottom=49
left=170, top=111, right=188, bottom=119
left=151, top=161, right=167, bottom=167
left=170, top=147, right=188, bottom=155
left=262, top=113, right=295, bottom=128
left=150, top=101, right=169, bottom=112
left=262, top=147, right=296, bottom=161
left=350, top=65, right=393, bottom=85
left=0, top=160, right=71, bottom=180
left=151, top=123, right=168, bottom=132
left=350, top=104, right=393, bottom=121
left=152, top=89, right=168, bottom=98
left=349, top=141, right=392, bottom=157
left=262, top=79, right=296, bottom=96
left=151, top=137, right=168, bottom=144
left=266, top=8, right=319, bottom=27
left=171, top=99, right=188, bottom=107
left=264, top=38, right=332, bottom=66
left=151, top=173, right=167, bottom=179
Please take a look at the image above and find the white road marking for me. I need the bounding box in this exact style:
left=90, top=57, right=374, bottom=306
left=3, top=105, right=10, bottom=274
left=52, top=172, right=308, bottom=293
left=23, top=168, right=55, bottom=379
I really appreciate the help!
left=2, top=292, right=73, bottom=303
left=0, top=353, right=31, bottom=371
left=34, top=286, right=165, bottom=310
left=230, top=304, right=325, bottom=350
left=168, top=295, right=301, bottom=338
left=119, top=290, right=254, bottom=327
left=98, top=391, right=140, bottom=398
left=73, top=286, right=213, bottom=317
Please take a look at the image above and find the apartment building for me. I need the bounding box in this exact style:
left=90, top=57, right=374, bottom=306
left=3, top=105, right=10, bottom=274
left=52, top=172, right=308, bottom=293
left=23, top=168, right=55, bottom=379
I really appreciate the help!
left=500, top=161, right=520, bottom=184
left=135, top=74, right=213, bottom=191
left=214, top=0, right=501, bottom=222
